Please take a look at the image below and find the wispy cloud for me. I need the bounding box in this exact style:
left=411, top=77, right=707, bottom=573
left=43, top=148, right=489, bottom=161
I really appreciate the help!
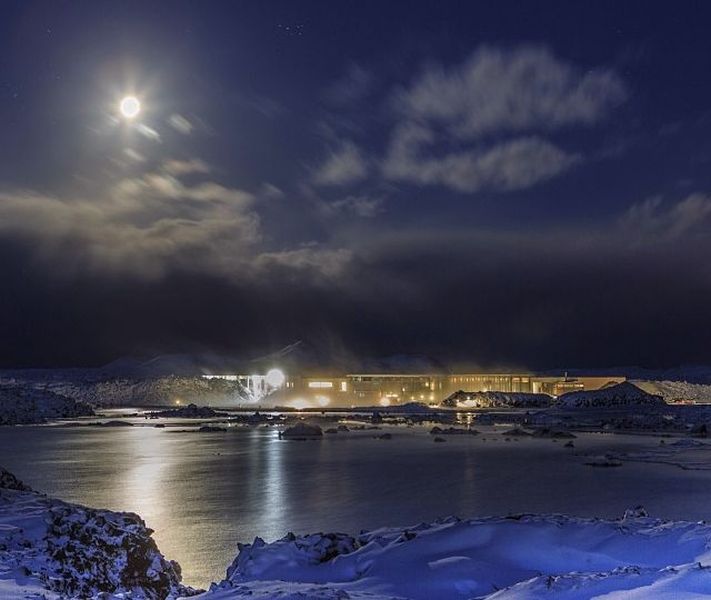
left=254, top=246, right=353, bottom=279
left=380, top=45, right=625, bottom=194
left=395, top=45, right=626, bottom=137
left=321, top=194, right=384, bottom=218
left=384, top=124, right=578, bottom=193
left=168, top=113, right=193, bottom=135
left=162, top=158, right=212, bottom=176
left=313, top=141, right=369, bottom=186
left=326, top=63, right=374, bottom=105
left=620, top=193, right=711, bottom=240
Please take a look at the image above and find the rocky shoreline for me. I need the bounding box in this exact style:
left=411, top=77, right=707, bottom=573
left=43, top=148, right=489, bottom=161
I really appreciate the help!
left=0, top=467, right=200, bottom=599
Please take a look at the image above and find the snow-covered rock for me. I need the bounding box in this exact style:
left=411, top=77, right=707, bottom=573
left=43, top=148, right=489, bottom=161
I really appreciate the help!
left=357, top=402, right=438, bottom=414
left=0, top=467, right=199, bottom=599
left=531, top=427, right=576, bottom=439
left=0, top=375, right=253, bottom=408
left=0, top=384, right=94, bottom=425
left=0, top=466, right=32, bottom=491
left=147, top=404, right=229, bottom=419
left=556, top=382, right=665, bottom=409
left=429, top=426, right=478, bottom=435
left=442, top=390, right=552, bottom=409
left=279, top=422, right=323, bottom=439
left=634, top=379, right=711, bottom=404
left=198, top=511, right=711, bottom=600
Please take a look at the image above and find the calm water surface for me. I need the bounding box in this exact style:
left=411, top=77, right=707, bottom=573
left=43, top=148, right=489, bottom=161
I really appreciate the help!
left=2, top=415, right=711, bottom=588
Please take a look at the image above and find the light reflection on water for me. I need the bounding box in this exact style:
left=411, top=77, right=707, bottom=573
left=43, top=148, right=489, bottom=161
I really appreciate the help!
left=3, top=421, right=711, bottom=588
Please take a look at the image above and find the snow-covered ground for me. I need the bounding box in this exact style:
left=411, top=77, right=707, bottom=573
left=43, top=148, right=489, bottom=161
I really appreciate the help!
left=586, top=438, right=711, bottom=471
left=198, top=509, right=711, bottom=599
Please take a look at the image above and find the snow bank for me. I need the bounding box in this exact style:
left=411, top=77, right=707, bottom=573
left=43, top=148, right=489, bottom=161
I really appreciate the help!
left=0, top=384, right=94, bottom=425
left=200, top=511, right=711, bottom=600
left=556, top=381, right=665, bottom=408
left=594, top=438, right=711, bottom=470
left=487, top=563, right=711, bottom=599
left=0, top=467, right=199, bottom=599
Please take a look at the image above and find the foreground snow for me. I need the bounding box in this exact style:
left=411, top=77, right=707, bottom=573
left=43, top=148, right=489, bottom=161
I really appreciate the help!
left=0, top=467, right=197, bottom=599
left=4, top=465, right=711, bottom=599
left=199, top=509, right=711, bottom=600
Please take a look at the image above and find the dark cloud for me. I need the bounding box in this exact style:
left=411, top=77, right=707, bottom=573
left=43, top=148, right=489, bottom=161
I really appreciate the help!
left=2, top=191, right=711, bottom=369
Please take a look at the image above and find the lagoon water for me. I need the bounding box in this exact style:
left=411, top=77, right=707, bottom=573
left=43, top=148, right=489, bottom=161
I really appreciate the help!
left=2, top=414, right=711, bottom=588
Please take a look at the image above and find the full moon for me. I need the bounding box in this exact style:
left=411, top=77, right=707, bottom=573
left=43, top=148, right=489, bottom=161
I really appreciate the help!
left=119, top=96, right=141, bottom=119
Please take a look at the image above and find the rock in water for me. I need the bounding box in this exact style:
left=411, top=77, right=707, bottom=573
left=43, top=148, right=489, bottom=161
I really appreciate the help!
left=280, top=422, right=323, bottom=439
left=0, top=466, right=32, bottom=491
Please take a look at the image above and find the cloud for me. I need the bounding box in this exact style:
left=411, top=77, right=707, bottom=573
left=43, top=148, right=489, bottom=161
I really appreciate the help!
left=313, top=141, right=369, bottom=186
left=123, top=148, right=145, bottom=163
left=137, top=123, right=161, bottom=142
left=4, top=187, right=711, bottom=369
left=162, top=158, right=212, bottom=176
left=0, top=163, right=260, bottom=279
left=322, top=194, right=384, bottom=218
left=326, top=63, right=374, bottom=105
left=254, top=246, right=352, bottom=279
left=168, top=113, right=193, bottom=135
left=381, top=45, right=624, bottom=193
left=384, top=124, right=578, bottom=192
left=396, top=45, right=626, bottom=137
left=620, top=193, right=711, bottom=240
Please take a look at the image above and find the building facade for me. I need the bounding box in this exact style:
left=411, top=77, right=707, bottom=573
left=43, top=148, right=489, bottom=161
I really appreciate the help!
left=273, top=372, right=626, bottom=408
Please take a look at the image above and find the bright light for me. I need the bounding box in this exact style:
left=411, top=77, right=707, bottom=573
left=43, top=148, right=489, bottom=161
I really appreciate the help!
left=315, top=395, right=330, bottom=407
left=265, top=368, right=286, bottom=388
left=290, top=398, right=310, bottom=410
left=120, top=96, right=141, bottom=119
left=308, top=381, right=333, bottom=389
left=379, top=397, right=391, bottom=407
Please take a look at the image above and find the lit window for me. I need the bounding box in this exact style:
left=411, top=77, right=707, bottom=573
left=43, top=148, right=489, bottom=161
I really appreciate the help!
left=308, top=381, right=334, bottom=388
left=340, top=381, right=347, bottom=392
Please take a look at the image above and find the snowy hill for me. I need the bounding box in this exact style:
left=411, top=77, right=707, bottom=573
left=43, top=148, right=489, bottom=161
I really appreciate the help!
left=42, top=375, right=253, bottom=407
left=0, top=384, right=94, bottom=424
left=556, top=382, right=666, bottom=408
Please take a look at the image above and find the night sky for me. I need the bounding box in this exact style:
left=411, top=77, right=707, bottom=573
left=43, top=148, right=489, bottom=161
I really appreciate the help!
left=1, top=1, right=711, bottom=369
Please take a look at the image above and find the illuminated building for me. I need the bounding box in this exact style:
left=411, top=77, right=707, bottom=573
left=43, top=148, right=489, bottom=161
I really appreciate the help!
left=203, top=370, right=625, bottom=407
left=266, top=372, right=626, bottom=407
